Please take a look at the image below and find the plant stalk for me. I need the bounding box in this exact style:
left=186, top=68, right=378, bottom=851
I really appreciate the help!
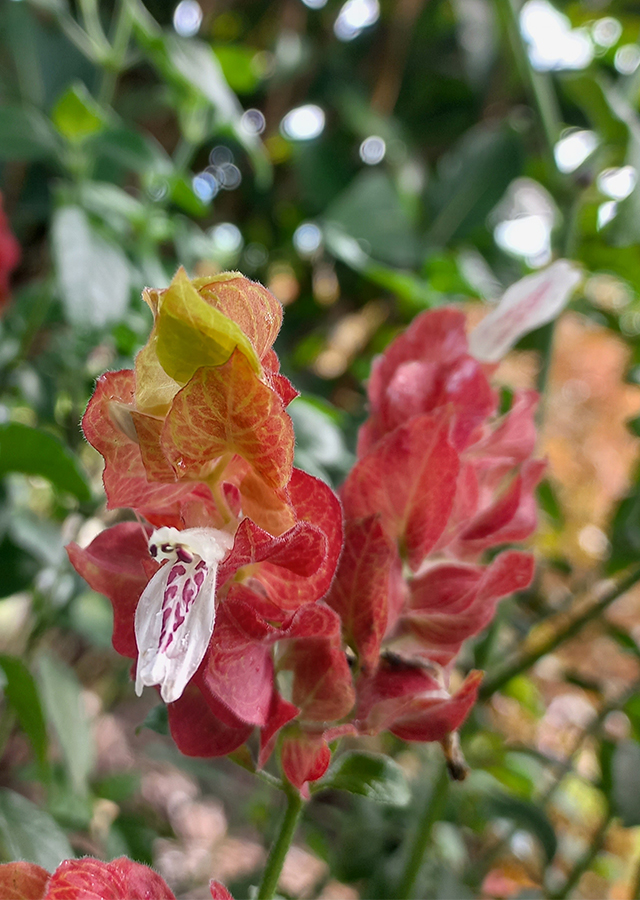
left=257, top=786, right=304, bottom=900
left=493, top=0, right=561, bottom=170
left=479, top=564, right=640, bottom=699
left=396, top=763, right=449, bottom=900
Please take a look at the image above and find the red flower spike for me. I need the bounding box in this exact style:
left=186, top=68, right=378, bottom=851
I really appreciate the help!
left=44, top=857, right=175, bottom=900
left=281, top=729, right=332, bottom=796
left=210, top=881, right=234, bottom=900
left=167, top=682, right=253, bottom=757
left=324, top=516, right=396, bottom=671
left=162, top=350, right=295, bottom=490
left=342, top=415, right=459, bottom=571
left=0, top=862, right=49, bottom=900
left=67, top=522, right=153, bottom=659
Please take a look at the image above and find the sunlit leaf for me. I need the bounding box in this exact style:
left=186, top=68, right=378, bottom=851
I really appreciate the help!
left=0, top=422, right=90, bottom=501
left=51, top=205, right=131, bottom=328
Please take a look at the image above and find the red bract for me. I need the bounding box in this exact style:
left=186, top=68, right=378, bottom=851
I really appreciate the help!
left=0, top=858, right=175, bottom=900
left=0, top=192, right=20, bottom=313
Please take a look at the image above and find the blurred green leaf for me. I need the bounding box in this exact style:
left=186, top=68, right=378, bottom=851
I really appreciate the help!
left=51, top=81, right=109, bottom=143
left=606, top=479, right=640, bottom=574
left=537, top=479, right=564, bottom=526
left=611, top=740, right=640, bottom=826
left=36, top=652, right=94, bottom=796
left=0, top=535, right=39, bottom=598
left=51, top=204, right=132, bottom=328
left=140, top=703, right=169, bottom=736
left=0, top=656, right=49, bottom=778
left=324, top=170, right=419, bottom=268
left=323, top=223, right=438, bottom=311
left=427, top=123, right=524, bottom=245
left=485, top=793, right=557, bottom=862
left=289, top=396, right=354, bottom=486
left=0, top=422, right=90, bottom=502
left=0, top=106, right=59, bottom=161
left=69, top=591, right=114, bottom=649
left=214, top=45, right=261, bottom=94
left=0, top=788, right=72, bottom=869
left=318, top=751, right=411, bottom=806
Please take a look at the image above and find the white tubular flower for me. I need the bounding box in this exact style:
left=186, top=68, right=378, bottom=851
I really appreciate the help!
left=469, top=259, right=582, bottom=362
left=134, top=526, right=234, bottom=704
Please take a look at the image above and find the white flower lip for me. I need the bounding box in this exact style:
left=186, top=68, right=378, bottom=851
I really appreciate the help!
left=134, top=526, right=233, bottom=704
left=468, top=259, right=582, bottom=363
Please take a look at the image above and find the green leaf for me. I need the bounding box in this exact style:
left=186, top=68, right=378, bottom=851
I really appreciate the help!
left=0, top=535, right=39, bottom=598
left=213, top=44, right=261, bottom=94
left=36, top=652, right=94, bottom=796
left=317, top=751, right=411, bottom=806
left=0, top=656, right=49, bottom=778
left=426, top=123, right=524, bottom=245
left=139, top=703, right=169, bottom=736
left=606, top=480, right=640, bottom=574
left=51, top=82, right=108, bottom=143
left=324, top=170, right=419, bottom=268
left=537, top=479, right=564, bottom=526
left=0, top=106, right=59, bottom=161
left=289, top=396, right=354, bottom=486
left=611, top=740, right=640, bottom=826
left=485, top=793, right=557, bottom=863
left=51, top=205, right=132, bottom=328
left=323, top=223, right=438, bottom=312
left=0, top=789, right=72, bottom=869
left=90, top=126, right=173, bottom=176
left=0, top=422, right=90, bottom=502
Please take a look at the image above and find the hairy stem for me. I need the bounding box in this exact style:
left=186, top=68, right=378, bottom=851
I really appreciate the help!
left=480, top=565, right=640, bottom=699
left=257, top=786, right=304, bottom=900
left=397, top=763, right=449, bottom=900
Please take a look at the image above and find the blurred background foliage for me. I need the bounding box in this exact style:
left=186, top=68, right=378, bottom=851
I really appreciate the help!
left=3, top=0, right=640, bottom=897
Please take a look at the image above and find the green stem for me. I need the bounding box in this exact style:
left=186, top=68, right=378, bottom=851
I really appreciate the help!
left=98, top=0, right=134, bottom=107
left=479, top=564, right=640, bottom=699
left=494, top=0, right=561, bottom=170
left=257, top=787, right=305, bottom=900
left=397, top=764, right=449, bottom=900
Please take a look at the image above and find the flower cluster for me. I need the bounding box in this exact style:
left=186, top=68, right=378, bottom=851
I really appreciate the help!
left=0, top=857, right=230, bottom=899
left=69, top=264, right=578, bottom=794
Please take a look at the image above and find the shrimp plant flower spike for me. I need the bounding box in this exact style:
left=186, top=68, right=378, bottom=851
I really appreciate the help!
left=68, top=261, right=579, bottom=893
